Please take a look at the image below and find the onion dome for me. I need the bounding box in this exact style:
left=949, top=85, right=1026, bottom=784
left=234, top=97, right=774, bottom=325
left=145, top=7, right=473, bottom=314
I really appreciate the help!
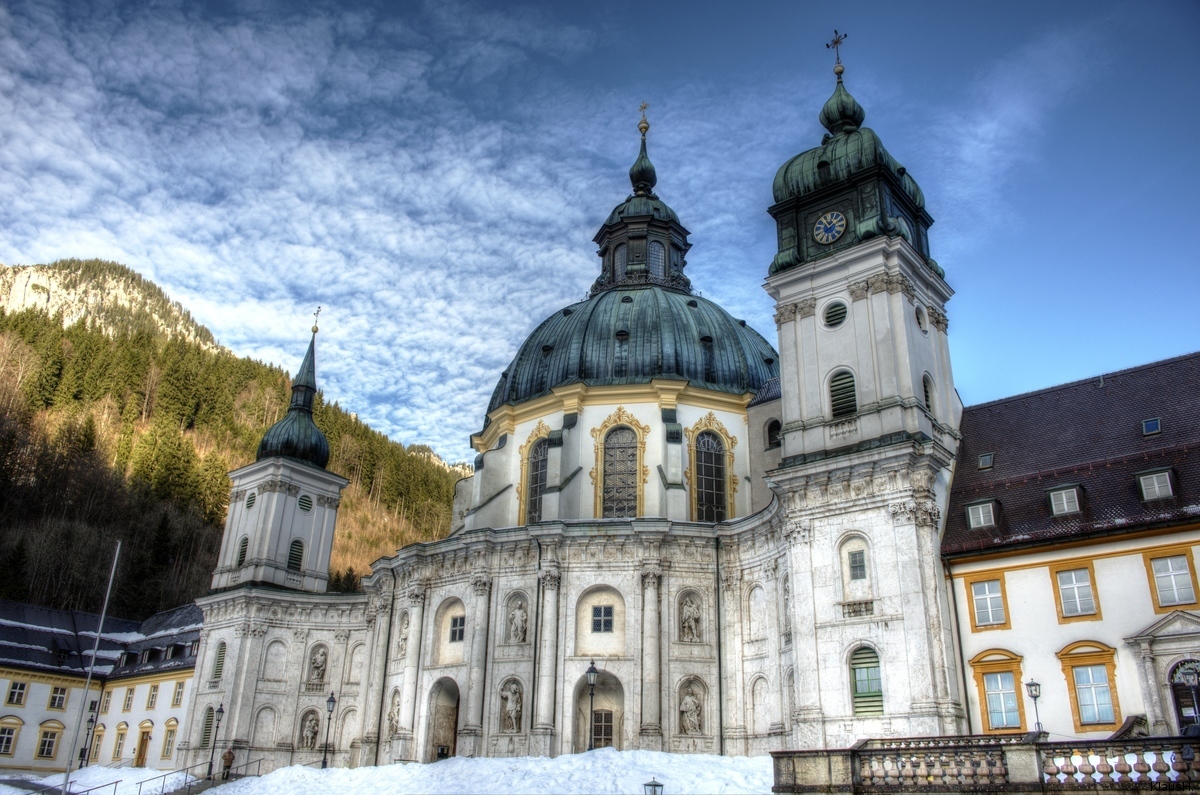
left=772, top=65, right=923, bottom=209
left=602, top=116, right=681, bottom=229
left=257, top=327, right=330, bottom=469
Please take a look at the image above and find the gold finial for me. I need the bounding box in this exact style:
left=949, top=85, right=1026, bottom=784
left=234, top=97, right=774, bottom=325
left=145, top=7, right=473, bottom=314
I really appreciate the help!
left=312, top=305, right=321, bottom=334
left=638, top=101, right=650, bottom=135
left=826, top=29, right=847, bottom=76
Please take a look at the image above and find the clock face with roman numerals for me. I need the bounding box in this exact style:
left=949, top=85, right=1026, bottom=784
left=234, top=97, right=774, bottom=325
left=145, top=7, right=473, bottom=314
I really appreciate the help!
left=813, top=211, right=847, bottom=245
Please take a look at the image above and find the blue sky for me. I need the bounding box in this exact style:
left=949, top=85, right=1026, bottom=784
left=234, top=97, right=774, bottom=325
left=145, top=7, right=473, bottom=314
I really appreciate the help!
left=1, top=0, right=1197, bottom=463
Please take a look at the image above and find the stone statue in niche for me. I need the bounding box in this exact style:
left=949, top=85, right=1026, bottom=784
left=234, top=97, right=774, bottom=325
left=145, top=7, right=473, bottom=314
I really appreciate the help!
left=500, top=680, right=522, bottom=733
left=387, top=691, right=400, bottom=736
left=679, top=685, right=702, bottom=735
left=508, top=599, right=527, bottom=644
left=309, top=647, right=327, bottom=682
left=782, top=576, right=792, bottom=632
left=397, top=616, right=409, bottom=659
left=680, top=595, right=701, bottom=642
left=301, top=712, right=319, bottom=749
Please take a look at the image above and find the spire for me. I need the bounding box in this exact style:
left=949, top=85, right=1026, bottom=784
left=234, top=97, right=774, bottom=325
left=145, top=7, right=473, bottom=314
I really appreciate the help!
left=819, top=63, right=865, bottom=135
left=629, top=102, right=657, bottom=195
left=256, top=312, right=331, bottom=469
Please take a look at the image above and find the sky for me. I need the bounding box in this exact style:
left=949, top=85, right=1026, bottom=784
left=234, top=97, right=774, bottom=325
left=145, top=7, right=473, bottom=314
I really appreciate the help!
left=1, top=0, right=1197, bottom=463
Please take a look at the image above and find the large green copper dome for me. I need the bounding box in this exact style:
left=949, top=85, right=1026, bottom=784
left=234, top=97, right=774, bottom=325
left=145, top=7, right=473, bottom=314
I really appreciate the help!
left=485, top=285, right=779, bottom=416
left=257, top=332, right=331, bottom=469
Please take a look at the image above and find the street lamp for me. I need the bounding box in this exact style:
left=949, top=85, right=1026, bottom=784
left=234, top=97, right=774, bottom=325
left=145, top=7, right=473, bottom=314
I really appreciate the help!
left=206, top=704, right=225, bottom=780
left=586, top=660, right=599, bottom=751
left=643, top=778, right=664, bottom=795
left=80, top=715, right=96, bottom=768
left=1025, top=680, right=1042, bottom=735
left=322, top=692, right=337, bottom=769
left=1181, top=668, right=1200, bottom=730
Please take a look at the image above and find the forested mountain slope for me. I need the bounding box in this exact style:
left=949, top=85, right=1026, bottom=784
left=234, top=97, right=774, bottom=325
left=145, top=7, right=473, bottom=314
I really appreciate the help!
left=0, top=260, right=466, bottom=620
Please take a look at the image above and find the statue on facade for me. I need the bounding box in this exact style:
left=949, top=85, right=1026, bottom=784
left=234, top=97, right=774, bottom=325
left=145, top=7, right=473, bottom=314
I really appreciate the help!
left=309, top=647, right=327, bottom=682
left=387, top=691, right=400, bottom=736
left=508, top=599, right=527, bottom=643
left=301, top=712, right=319, bottom=749
left=680, top=595, right=701, bottom=642
left=397, top=616, right=409, bottom=659
left=500, top=680, right=522, bottom=733
left=680, top=685, right=702, bottom=735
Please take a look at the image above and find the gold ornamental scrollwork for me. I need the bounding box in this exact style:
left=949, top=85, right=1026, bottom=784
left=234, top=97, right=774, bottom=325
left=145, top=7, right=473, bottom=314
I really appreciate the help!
left=683, top=411, right=739, bottom=521
left=517, top=419, right=552, bottom=525
left=589, top=405, right=651, bottom=518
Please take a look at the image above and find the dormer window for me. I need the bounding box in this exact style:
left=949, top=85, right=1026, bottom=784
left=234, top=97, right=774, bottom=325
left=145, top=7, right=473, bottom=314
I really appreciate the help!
left=1139, top=470, right=1173, bottom=501
left=1049, top=486, right=1081, bottom=516
left=1142, top=418, right=1161, bottom=436
left=978, top=453, right=994, bottom=470
left=967, top=501, right=996, bottom=529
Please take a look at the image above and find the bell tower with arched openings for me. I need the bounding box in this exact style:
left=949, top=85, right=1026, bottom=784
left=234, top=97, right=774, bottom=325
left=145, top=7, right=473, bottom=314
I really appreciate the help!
left=760, top=42, right=966, bottom=747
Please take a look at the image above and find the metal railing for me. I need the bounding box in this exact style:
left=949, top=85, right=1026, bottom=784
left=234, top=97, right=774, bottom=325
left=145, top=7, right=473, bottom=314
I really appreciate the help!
left=174, top=757, right=264, bottom=795
left=135, top=760, right=210, bottom=795
left=25, top=778, right=123, bottom=795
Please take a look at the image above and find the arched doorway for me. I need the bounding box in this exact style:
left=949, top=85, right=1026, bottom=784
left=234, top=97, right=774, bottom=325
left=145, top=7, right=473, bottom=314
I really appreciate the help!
left=572, top=671, right=624, bottom=753
left=1170, top=660, right=1200, bottom=731
left=425, top=678, right=460, bottom=762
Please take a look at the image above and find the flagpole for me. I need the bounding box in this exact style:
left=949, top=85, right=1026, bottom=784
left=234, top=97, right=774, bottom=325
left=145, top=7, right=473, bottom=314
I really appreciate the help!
left=61, top=541, right=121, bottom=795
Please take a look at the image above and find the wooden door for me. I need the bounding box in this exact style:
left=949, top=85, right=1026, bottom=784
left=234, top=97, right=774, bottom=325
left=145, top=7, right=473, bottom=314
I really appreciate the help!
left=134, top=731, right=150, bottom=767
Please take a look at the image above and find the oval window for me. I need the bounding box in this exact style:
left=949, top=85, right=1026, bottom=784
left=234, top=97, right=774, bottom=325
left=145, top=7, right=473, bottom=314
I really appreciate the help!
left=824, top=302, right=848, bottom=328
left=245, top=493, right=256, bottom=510
left=298, top=494, right=313, bottom=513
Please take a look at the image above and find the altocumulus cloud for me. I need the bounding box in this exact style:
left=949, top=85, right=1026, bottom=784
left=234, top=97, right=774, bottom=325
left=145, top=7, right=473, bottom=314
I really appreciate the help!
left=0, top=0, right=1107, bottom=460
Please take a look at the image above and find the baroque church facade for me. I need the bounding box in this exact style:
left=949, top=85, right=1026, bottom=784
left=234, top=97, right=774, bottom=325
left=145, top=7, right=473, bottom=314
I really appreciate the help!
left=179, top=62, right=970, bottom=770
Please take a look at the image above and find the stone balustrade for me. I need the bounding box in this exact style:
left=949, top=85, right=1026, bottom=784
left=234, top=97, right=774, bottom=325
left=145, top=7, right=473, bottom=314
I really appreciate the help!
left=773, top=732, right=1200, bottom=793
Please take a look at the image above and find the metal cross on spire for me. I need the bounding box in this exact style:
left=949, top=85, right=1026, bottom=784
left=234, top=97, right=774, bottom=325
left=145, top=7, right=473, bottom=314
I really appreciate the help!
left=826, top=29, right=847, bottom=64
left=637, top=101, right=650, bottom=136
left=639, top=101, right=649, bottom=119
left=312, top=305, right=322, bottom=333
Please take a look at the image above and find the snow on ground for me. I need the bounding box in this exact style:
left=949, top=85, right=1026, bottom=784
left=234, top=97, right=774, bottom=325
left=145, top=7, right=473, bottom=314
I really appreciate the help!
left=218, top=748, right=773, bottom=795
left=0, top=765, right=197, bottom=795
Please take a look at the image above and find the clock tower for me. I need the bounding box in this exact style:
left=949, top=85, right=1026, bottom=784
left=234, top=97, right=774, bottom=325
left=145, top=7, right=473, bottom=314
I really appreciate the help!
left=763, top=58, right=966, bottom=747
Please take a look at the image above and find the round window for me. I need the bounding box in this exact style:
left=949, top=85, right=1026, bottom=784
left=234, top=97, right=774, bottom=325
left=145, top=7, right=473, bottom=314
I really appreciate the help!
left=245, top=493, right=256, bottom=510
left=298, top=494, right=313, bottom=513
left=824, top=301, right=848, bottom=328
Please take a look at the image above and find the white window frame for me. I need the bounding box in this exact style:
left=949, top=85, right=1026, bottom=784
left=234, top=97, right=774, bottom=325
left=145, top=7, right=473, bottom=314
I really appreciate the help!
left=7, top=682, right=26, bottom=706
left=172, top=682, right=185, bottom=708
left=122, top=688, right=134, bottom=712
left=1140, top=471, right=1173, bottom=500
left=972, top=580, right=1005, bottom=626
left=0, top=727, right=14, bottom=755
left=1050, top=487, right=1080, bottom=516
left=1057, top=568, right=1096, bottom=616
left=967, top=502, right=996, bottom=529
left=147, top=684, right=158, bottom=710
left=983, top=671, right=1021, bottom=729
left=1073, top=664, right=1115, bottom=725
left=48, top=687, right=67, bottom=710
left=37, top=729, right=58, bottom=759
left=1153, top=555, right=1196, bottom=606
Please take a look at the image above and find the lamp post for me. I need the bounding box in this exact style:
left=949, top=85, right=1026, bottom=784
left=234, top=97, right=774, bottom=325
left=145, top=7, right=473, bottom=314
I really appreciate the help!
left=1025, top=680, right=1042, bottom=735
left=322, top=692, right=337, bottom=769
left=586, top=660, right=598, bottom=751
left=206, top=703, right=225, bottom=780
left=80, top=714, right=95, bottom=768
left=643, top=778, right=664, bottom=795
left=1181, top=668, right=1200, bottom=730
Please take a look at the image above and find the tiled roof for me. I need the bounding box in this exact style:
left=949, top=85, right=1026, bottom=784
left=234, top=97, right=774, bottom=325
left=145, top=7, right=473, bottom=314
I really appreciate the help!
left=0, top=600, right=200, bottom=680
left=748, top=376, right=781, bottom=408
left=943, top=351, right=1200, bottom=557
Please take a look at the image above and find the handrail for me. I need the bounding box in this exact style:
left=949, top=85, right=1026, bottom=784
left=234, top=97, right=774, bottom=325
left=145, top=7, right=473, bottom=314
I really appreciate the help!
left=135, top=759, right=210, bottom=795
left=24, top=777, right=124, bottom=794
left=225, top=758, right=263, bottom=779
left=75, top=781, right=122, bottom=795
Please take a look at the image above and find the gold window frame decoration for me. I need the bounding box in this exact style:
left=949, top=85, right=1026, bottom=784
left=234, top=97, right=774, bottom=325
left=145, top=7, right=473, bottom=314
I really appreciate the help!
left=1048, top=559, right=1103, bottom=624
left=1142, top=545, right=1200, bottom=614
left=0, top=715, right=24, bottom=757
left=1056, top=640, right=1121, bottom=733
left=684, top=411, right=738, bottom=522
left=589, top=406, right=651, bottom=519
left=962, top=571, right=1012, bottom=632
left=517, top=420, right=553, bottom=525
left=968, top=649, right=1026, bottom=734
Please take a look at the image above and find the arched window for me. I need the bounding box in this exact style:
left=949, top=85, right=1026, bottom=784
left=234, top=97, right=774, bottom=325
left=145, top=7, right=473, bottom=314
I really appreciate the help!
left=200, top=707, right=214, bottom=748
left=694, top=431, right=727, bottom=522
left=287, top=540, right=304, bottom=572
left=830, top=371, right=857, bottom=418
left=648, top=241, right=666, bottom=279
left=526, top=438, right=549, bottom=523
left=236, top=537, right=248, bottom=567
left=614, top=244, right=628, bottom=281
left=850, top=646, right=883, bottom=716
left=601, top=426, right=638, bottom=518
left=212, top=642, right=226, bottom=681
left=922, top=375, right=935, bottom=416
left=766, top=420, right=782, bottom=450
